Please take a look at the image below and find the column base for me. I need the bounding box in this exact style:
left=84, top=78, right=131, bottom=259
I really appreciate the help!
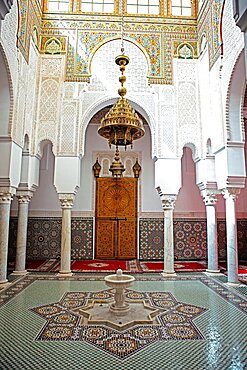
left=12, top=270, right=28, bottom=275
left=206, top=269, right=221, bottom=274
left=162, top=271, right=176, bottom=276
left=226, top=281, right=240, bottom=286
left=57, top=271, right=73, bottom=277
left=0, top=280, right=11, bottom=288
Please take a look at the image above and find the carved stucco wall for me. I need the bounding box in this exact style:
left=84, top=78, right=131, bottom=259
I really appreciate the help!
left=12, top=52, right=29, bottom=145
left=79, top=39, right=158, bottom=157
left=2, top=1, right=243, bottom=172
left=89, top=39, right=148, bottom=94
left=174, top=59, right=201, bottom=158
left=25, top=39, right=204, bottom=161
left=24, top=41, right=39, bottom=142
left=158, top=85, right=176, bottom=157
left=0, top=1, right=18, bottom=94
left=0, top=1, right=18, bottom=137
left=34, top=56, right=65, bottom=155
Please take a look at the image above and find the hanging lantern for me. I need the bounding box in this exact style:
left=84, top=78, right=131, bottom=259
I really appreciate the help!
left=98, top=54, right=145, bottom=150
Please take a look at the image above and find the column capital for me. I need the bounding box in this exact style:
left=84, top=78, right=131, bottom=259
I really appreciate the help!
left=159, top=194, right=176, bottom=210
left=16, top=190, right=33, bottom=204
left=59, top=194, right=75, bottom=209
left=202, top=191, right=218, bottom=206
left=0, top=187, right=15, bottom=204
left=222, top=188, right=240, bottom=201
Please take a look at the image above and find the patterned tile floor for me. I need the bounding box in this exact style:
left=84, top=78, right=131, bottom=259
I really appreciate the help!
left=0, top=272, right=247, bottom=370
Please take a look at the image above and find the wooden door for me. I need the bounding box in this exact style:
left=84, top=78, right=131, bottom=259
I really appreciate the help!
left=95, top=177, right=137, bottom=259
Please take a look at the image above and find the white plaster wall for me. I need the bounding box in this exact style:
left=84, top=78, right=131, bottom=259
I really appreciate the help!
left=175, top=147, right=227, bottom=216
left=236, top=129, right=247, bottom=214
left=29, top=144, right=60, bottom=212
left=175, top=148, right=205, bottom=214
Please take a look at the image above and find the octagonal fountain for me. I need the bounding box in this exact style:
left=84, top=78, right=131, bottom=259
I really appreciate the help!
left=104, top=268, right=135, bottom=315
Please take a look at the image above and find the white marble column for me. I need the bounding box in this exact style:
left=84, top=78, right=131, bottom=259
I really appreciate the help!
left=0, top=190, right=13, bottom=284
left=223, top=189, right=240, bottom=284
left=160, top=195, right=176, bottom=274
left=58, top=194, right=74, bottom=276
left=203, top=193, right=220, bottom=273
left=13, top=192, right=33, bottom=275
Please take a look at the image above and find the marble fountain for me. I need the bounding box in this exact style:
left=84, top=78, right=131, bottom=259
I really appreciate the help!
left=76, top=269, right=160, bottom=330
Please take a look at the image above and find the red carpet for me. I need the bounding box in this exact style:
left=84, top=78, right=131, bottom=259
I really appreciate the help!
left=13, top=259, right=247, bottom=275
left=21, top=259, right=206, bottom=273
left=71, top=260, right=136, bottom=272
left=219, top=262, right=247, bottom=274
left=26, top=260, right=47, bottom=270
left=28, top=259, right=60, bottom=272
left=8, top=260, right=246, bottom=282
left=140, top=261, right=206, bottom=272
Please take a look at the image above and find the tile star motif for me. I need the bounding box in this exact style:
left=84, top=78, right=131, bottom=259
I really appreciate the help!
left=31, top=289, right=207, bottom=359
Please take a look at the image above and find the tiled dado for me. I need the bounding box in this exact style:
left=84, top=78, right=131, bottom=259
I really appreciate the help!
left=139, top=218, right=247, bottom=261
left=8, top=217, right=247, bottom=261
left=8, top=218, right=93, bottom=260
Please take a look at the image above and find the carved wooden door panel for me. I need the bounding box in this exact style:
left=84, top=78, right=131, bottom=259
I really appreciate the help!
left=95, top=177, right=137, bottom=259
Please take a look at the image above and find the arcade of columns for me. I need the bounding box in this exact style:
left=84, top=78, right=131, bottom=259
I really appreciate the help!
left=0, top=174, right=242, bottom=286
left=0, top=0, right=246, bottom=287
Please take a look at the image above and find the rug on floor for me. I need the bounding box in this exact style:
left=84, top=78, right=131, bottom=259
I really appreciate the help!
left=140, top=261, right=206, bottom=272
left=26, top=259, right=60, bottom=272
left=219, top=262, right=247, bottom=274
left=71, top=259, right=141, bottom=273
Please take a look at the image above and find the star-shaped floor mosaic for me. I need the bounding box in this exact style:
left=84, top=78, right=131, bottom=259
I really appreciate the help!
left=31, top=289, right=207, bottom=359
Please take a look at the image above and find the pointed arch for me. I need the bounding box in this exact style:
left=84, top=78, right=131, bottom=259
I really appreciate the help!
left=225, top=49, right=246, bottom=142
left=88, top=36, right=151, bottom=77
left=0, top=42, right=14, bottom=136
left=78, top=95, right=155, bottom=158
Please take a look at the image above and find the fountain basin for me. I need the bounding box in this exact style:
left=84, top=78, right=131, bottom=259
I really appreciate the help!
left=104, top=274, right=135, bottom=285
left=104, top=269, right=135, bottom=315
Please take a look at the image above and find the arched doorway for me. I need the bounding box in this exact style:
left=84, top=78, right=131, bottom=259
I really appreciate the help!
left=82, top=104, right=152, bottom=260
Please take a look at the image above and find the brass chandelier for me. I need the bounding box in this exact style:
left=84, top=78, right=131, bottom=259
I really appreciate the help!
left=98, top=51, right=145, bottom=149
left=97, top=1, right=145, bottom=178
left=98, top=0, right=144, bottom=149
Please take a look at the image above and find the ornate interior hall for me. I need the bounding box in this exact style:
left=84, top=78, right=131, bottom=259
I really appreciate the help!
left=0, top=0, right=247, bottom=369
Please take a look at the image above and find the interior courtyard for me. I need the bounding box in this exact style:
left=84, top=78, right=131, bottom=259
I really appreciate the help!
left=0, top=0, right=247, bottom=368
